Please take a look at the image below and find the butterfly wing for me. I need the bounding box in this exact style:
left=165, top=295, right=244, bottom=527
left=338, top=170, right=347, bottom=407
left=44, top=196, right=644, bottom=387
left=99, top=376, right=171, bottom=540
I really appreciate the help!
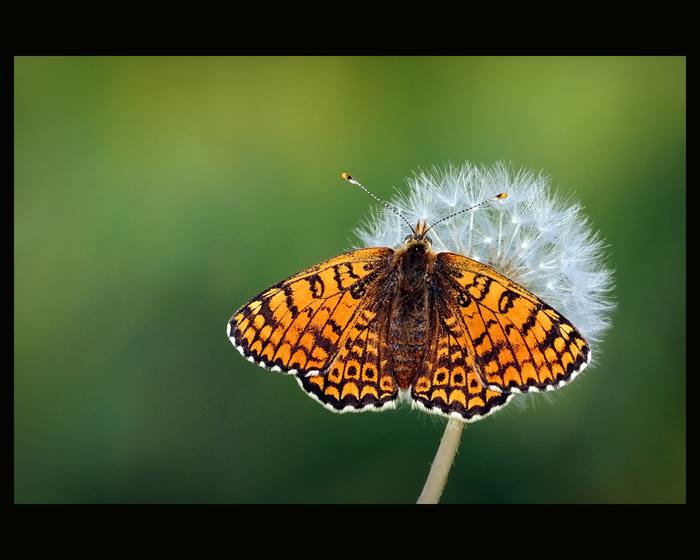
left=411, top=298, right=514, bottom=421
left=228, top=247, right=399, bottom=411
left=434, top=252, right=590, bottom=394
left=296, top=301, right=398, bottom=413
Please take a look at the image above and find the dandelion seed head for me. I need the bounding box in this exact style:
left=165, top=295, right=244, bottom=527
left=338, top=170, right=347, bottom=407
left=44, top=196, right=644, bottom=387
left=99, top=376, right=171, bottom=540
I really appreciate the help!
left=354, top=162, right=614, bottom=347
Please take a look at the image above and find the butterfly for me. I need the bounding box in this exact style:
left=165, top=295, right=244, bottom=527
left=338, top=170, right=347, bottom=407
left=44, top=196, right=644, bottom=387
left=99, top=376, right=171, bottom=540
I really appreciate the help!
left=227, top=174, right=590, bottom=422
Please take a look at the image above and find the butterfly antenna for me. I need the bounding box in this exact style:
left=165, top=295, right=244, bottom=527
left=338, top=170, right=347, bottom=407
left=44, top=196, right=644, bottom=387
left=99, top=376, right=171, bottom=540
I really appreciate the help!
left=424, top=192, right=508, bottom=234
left=342, top=173, right=415, bottom=232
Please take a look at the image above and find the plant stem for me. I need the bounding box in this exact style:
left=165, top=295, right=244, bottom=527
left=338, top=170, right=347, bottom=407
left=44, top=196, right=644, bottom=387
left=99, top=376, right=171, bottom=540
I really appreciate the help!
left=416, top=418, right=465, bottom=504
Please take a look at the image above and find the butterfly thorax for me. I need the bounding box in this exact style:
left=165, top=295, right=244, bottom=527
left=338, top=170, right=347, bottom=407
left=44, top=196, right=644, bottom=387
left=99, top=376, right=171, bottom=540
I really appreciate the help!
left=388, top=232, right=437, bottom=389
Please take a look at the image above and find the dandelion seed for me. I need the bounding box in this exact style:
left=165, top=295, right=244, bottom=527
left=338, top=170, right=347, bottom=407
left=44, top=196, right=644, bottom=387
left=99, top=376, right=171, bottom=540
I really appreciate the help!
left=355, top=162, right=614, bottom=349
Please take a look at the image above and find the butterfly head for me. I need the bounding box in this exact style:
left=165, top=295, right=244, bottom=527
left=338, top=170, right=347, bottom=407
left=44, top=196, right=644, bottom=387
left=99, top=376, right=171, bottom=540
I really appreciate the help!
left=405, top=220, right=433, bottom=247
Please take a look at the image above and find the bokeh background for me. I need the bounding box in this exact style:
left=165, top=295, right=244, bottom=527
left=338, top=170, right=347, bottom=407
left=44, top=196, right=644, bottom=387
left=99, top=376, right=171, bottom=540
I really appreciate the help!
left=15, top=57, right=685, bottom=503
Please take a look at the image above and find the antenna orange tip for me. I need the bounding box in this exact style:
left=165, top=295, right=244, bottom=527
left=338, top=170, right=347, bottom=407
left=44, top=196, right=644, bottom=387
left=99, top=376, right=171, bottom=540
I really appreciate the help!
left=497, top=193, right=507, bottom=199
left=341, top=173, right=351, bottom=180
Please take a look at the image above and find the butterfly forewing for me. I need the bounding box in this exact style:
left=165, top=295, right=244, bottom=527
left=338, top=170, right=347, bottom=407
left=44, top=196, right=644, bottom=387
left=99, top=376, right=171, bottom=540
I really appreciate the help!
left=228, top=248, right=394, bottom=375
left=435, top=252, right=590, bottom=394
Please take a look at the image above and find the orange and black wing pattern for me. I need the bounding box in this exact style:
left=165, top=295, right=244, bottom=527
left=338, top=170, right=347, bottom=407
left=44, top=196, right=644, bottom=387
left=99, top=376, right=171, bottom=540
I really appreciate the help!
left=433, top=252, right=590, bottom=396
left=411, top=297, right=513, bottom=421
left=228, top=247, right=399, bottom=412
left=229, top=240, right=590, bottom=422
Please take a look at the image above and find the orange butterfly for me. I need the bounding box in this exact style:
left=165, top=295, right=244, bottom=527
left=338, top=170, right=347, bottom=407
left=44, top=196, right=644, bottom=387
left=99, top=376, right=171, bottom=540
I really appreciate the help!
left=228, top=174, right=589, bottom=422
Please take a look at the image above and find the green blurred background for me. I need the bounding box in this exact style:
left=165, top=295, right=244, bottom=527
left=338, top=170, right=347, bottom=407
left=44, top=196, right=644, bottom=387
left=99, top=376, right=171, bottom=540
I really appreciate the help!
left=15, top=57, right=685, bottom=503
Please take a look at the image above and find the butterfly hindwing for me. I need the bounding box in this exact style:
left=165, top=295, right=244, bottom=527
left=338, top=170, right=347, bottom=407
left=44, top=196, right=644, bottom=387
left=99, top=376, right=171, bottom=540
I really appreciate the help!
left=411, top=299, right=513, bottom=421
left=296, top=302, right=398, bottom=412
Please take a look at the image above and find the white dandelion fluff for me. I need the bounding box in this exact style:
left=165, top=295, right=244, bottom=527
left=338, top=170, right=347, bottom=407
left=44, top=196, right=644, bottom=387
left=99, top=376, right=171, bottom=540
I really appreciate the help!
left=354, top=162, right=614, bottom=348
left=352, top=161, right=614, bottom=503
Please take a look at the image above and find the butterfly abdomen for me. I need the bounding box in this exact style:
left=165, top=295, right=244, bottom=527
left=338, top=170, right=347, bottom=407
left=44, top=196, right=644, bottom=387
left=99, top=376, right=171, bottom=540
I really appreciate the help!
left=389, top=240, right=437, bottom=389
